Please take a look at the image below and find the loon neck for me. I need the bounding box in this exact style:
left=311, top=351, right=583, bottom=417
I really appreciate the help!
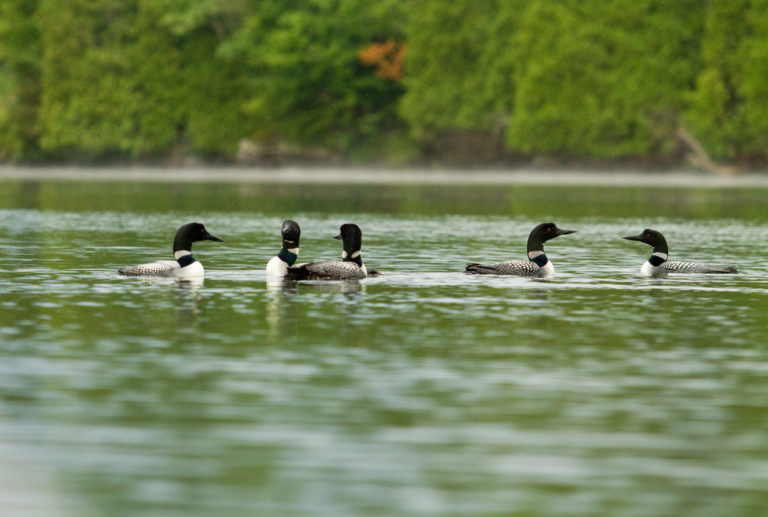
left=342, top=249, right=363, bottom=267
left=526, top=233, right=547, bottom=254
left=175, top=249, right=197, bottom=267
left=173, top=235, right=194, bottom=254
left=651, top=238, right=669, bottom=255
left=648, top=251, right=667, bottom=266
left=528, top=250, right=548, bottom=268
left=278, top=247, right=299, bottom=266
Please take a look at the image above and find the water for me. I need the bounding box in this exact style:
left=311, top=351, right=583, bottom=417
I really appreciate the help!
left=1, top=178, right=768, bottom=517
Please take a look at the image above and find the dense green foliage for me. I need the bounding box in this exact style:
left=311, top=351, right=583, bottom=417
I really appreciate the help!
left=0, top=0, right=41, bottom=160
left=0, top=0, right=766, bottom=166
left=400, top=1, right=520, bottom=138
left=506, top=0, right=704, bottom=159
left=687, top=0, right=768, bottom=163
left=219, top=0, right=408, bottom=158
left=35, top=0, right=253, bottom=159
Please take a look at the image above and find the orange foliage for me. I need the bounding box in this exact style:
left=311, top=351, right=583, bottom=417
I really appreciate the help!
left=359, top=39, right=407, bottom=81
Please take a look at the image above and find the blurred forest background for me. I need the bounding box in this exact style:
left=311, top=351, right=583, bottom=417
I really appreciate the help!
left=1, top=0, right=767, bottom=169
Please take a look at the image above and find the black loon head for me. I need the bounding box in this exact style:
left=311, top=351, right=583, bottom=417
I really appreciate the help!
left=334, top=223, right=363, bottom=265
left=281, top=219, right=300, bottom=249
left=172, top=222, right=223, bottom=252
left=526, top=222, right=576, bottom=252
left=623, top=228, right=669, bottom=255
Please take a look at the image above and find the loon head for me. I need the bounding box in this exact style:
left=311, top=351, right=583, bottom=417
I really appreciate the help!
left=526, top=222, right=576, bottom=252
left=334, top=223, right=363, bottom=265
left=623, top=228, right=669, bottom=255
left=172, top=222, right=223, bottom=252
left=281, top=219, right=301, bottom=249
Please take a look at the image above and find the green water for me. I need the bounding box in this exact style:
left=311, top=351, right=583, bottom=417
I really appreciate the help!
left=1, top=179, right=768, bottom=517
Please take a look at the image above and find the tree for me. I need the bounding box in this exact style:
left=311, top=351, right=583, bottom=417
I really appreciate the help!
left=36, top=0, right=254, bottom=160
left=399, top=0, right=520, bottom=139
left=219, top=0, right=407, bottom=155
left=507, top=0, right=704, bottom=160
left=142, top=0, right=255, bottom=157
left=0, top=0, right=42, bottom=160
left=37, top=0, right=150, bottom=158
left=687, top=0, right=768, bottom=163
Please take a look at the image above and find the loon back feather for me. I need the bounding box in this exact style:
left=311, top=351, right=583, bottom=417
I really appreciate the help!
left=118, top=260, right=178, bottom=277
left=664, top=261, right=738, bottom=274
left=466, top=260, right=541, bottom=276
left=287, top=260, right=367, bottom=280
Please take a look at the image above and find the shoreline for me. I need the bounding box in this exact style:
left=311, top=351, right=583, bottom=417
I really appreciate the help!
left=3, top=165, right=768, bottom=188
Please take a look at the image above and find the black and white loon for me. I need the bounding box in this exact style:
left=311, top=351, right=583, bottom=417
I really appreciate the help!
left=117, top=222, right=223, bottom=278
left=465, top=222, right=576, bottom=277
left=266, top=219, right=301, bottom=277
left=286, top=223, right=380, bottom=280
left=624, top=228, right=737, bottom=277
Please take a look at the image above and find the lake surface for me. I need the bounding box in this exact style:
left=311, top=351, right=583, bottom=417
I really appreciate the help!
left=1, top=175, right=768, bottom=517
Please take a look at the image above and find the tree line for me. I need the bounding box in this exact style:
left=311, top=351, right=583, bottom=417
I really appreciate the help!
left=1, top=0, right=766, bottom=168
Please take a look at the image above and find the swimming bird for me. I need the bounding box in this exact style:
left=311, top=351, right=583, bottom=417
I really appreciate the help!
left=266, top=219, right=301, bottom=277
left=117, top=222, right=223, bottom=278
left=465, top=222, right=576, bottom=277
left=286, top=223, right=379, bottom=280
left=624, top=228, right=737, bottom=277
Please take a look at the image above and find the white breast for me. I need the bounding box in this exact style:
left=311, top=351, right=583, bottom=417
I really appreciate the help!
left=640, top=260, right=665, bottom=277
left=538, top=261, right=555, bottom=277
left=173, top=260, right=204, bottom=278
left=266, top=255, right=289, bottom=277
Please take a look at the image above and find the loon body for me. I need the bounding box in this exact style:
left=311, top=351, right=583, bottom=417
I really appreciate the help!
left=118, top=222, right=223, bottom=278
left=266, top=220, right=301, bottom=277
left=287, top=223, right=379, bottom=280
left=466, top=222, right=576, bottom=277
left=624, top=229, right=737, bottom=277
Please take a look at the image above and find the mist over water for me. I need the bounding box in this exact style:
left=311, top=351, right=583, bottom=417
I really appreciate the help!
left=2, top=176, right=768, bottom=517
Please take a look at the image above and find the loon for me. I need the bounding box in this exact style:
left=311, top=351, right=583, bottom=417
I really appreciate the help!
left=286, top=223, right=380, bottom=280
left=465, top=222, right=576, bottom=277
left=266, top=219, right=301, bottom=277
left=117, top=222, right=223, bottom=278
left=624, top=228, right=737, bottom=277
